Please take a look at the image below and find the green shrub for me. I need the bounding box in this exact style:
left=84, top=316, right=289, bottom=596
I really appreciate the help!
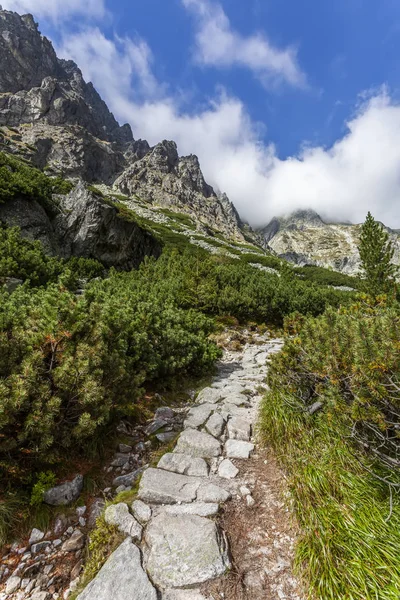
left=30, top=471, right=57, bottom=506
left=260, top=299, right=400, bottom=599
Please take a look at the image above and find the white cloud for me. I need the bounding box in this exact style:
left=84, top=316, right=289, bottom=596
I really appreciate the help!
left=182, top=0, right=306, bottom=89
left=1, top=0, right=105, bottom=21
left=60, top=30, right=400, bottom=230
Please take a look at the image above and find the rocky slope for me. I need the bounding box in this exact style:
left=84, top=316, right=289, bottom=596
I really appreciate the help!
left=0, top=7, right=245, bottom=251
left=261, top=209, right=400, bottom=275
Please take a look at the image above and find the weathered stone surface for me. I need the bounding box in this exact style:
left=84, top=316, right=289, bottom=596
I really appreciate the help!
left=145, top=514, right=231, bottom=588
left=155, top=407, right=176, bottom=421
left=138, top=468, right=199, bottom=504
left=6, top=576, right=21, bottom=594
left=131, top=500, right=152, bottom=524
left=196, top=387, right=222, bottom=404
left=158, top=453, right=209, bottom=477
left=77, top=538, right=157, bottom=600
left=29, top=528, right=44, bottom=545
left=112, top=467, right=144, bottom=488
left=205, top=412, right=225, bottom=438
left=196, top=482, right=231, bottom=503
left=227, top=417, right=252, bottom=441
left=145, top=418, right=168, bottom=436
left=104, top=503, right=142, bottom=541
left=161, top=502, right=219, bottom=517
left=223, top=394, right=249, bottom=407
left=156, top=432, right=177, bottom=443
left=31, top=541, right=51, bottom=554
left=218, top=459, right=239, bottom=479
left=174, top=429, right=221, bottom=458
left=43, top=474, right=83, bottom=506
left=184, top=404, right=215, bottom=429
left=61, top=530, right=85, bottom=552
left=218, top=383, right=246, bottom=396
left=225, top=440, right=255, bottom=459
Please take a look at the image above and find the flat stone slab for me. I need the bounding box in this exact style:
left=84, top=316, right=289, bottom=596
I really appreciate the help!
left=160, top=502, right=219, bottom=517
left=218, top=459, right=239, bottom=479
left=184, top=403, right=215, bottom=429
left=227, top=417, right=251, bottom=441
left=145, top=514, right=231, bottom=588
left=196, top=387, right=222, bottom=404
left=104, top=503, right=142, bottom=541
left=174, top=429, right=222, bottom=458
left=205, top=413, right=225, bottom=439
left=77, top=538, right=157, bottom=600
left=138, top=468, right=199, bottom=504
left=218, top=384, right=246, bottom=396
left=197, top=482, right=231, bottom=503
left=225, top=439, right=255, bottom=459
left=157, top=453, right=209, bottom=478
left=223, top=394, right=249, bottom=407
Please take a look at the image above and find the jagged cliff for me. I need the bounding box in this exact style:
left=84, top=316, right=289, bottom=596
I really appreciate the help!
left=0, top=7, right=245, bottom=254
left=261, top=209, right=400, bottom=275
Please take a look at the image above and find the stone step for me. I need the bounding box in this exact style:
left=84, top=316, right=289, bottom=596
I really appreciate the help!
left=144, top=514, right=231, bottom=588
left=174, top=429, right=222, bottom=458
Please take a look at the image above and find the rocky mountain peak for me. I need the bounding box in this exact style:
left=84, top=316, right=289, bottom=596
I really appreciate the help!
left=0, top=6, right=247, bottom=243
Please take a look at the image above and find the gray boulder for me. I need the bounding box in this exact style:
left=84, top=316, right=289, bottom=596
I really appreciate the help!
left=145, top=513, right=231, bottom=588
left=44, top=475, right=83, bottom=506
left=157, top=453, right=209, bottom=477
left=138, top=468, right=199, bottom=505
left=174, top=429, right=222, bottom=458
left=104, top=503, right=142, bottom=541
left=77, top=538, right=157, bottom=600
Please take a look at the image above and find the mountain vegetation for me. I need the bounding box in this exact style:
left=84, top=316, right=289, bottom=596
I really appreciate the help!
left=259, top=213, right=400, bottom=599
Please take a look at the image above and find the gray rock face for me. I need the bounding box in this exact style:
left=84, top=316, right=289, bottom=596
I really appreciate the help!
left=104, top=503, right=142, bottom=541
left=138, top=468, right=200, bottom=504
left=157, top=453, right=209, bottom=477
left=196, top=387, right=222, bottom=404
left=55, top=182, right=161, bottom=268
left=77, top=538, right=157, bottom=600
left=114, top=141, right=244, bottom=241
left=174, top=429, right=222, bottom=458
left=43, top=474, right=83, bottom=506
left=144, top=514, right=231, bottom=588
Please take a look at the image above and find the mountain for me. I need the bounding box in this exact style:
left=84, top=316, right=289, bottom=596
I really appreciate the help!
left=260, top=209, right=400, bottom=275
left=0, top=7, right=248, bottom=268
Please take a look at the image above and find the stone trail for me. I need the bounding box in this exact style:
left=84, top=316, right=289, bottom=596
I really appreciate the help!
left=75, top=334, right=288, bottom=600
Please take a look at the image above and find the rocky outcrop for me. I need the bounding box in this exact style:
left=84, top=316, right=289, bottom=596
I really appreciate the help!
left=0, top=7, right=246, bottom=244
left=114, top=140, right=244, bottom=240
left=0, top=183, right=161, bottom=267
left=261, top=209, right=400, bottom=275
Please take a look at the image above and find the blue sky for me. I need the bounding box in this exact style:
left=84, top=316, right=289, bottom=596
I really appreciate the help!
left=3, top=0, right=400, bottom=226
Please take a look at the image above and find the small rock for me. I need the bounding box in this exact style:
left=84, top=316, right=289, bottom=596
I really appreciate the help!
left=131, top=500, right=152, bottom=525
left=76, top=506, right=87, bottom=518
left=227, top=417, right=251, bottom=441
left=71, top=560, right=83, bottom=580
left=79, top=517, right=86, bottom=527
left=44, top=475, right=84, bottom=506
left=246, top=495, right=256, bottom=507
left=205, top=412, right=226, bottom=438
left=218, top=459, right=239, bottom=479
left=112, top=467, right=144, bottom=488
left=154, top=407, right=175, bottom=421
left=225, top=439, right=254, bottom=459
left=54, top=515, right=68, bottom=535
left=29, top=528, right=45, bottom=545
left=118, top=443, right=132, bottom=453
left=6, top=576, right=21, bottom=594
left=145, top=418, right=168, bottom=436
left=31, top=541, right=51, bottom=554
left=61, top=530, right=85, bottom=552
left=240, top=486, right=251, bottom=496
left=104, top=504, right=142, bottom=541
left=197, top=482, right=231, bottom=503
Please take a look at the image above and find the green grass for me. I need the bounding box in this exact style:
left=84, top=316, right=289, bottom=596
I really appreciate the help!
left=158, top=208, right=196, bottom=229
left=259, top=390, right=400, bottom=599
